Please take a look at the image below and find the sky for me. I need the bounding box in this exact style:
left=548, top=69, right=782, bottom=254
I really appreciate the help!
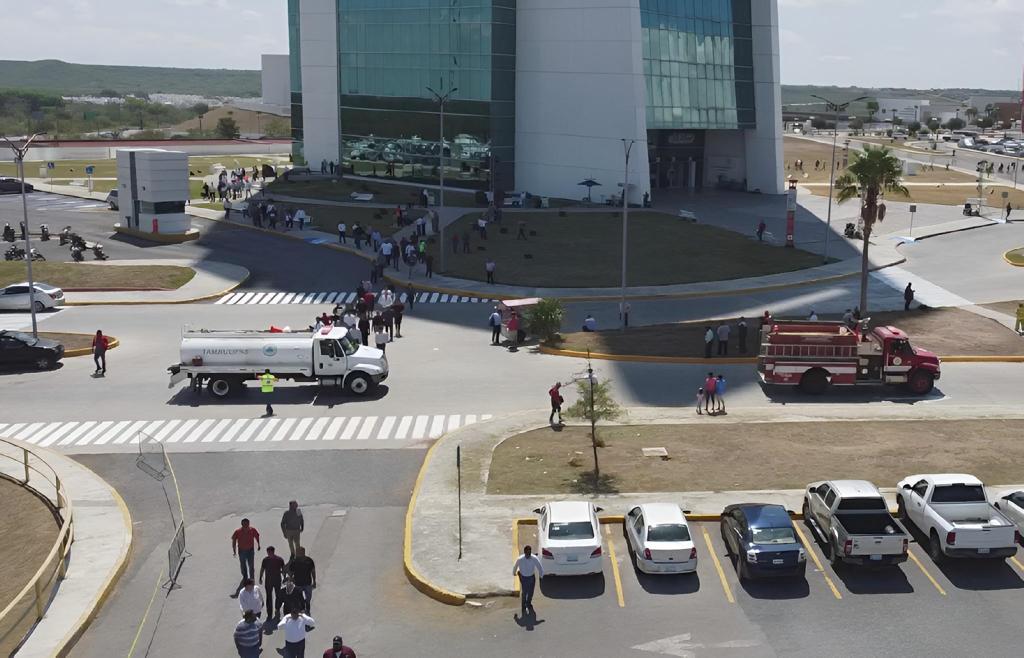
left=2, top=0, right=1023, bottom=91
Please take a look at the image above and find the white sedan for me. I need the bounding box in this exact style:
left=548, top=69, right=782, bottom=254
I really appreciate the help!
left=533, top=501, right=604, bottom=576
left=0, top=282, right=64, bottom=312
left=994, top=492, right=1024, bottom=544
left=625, top=503, right=698, bottom=574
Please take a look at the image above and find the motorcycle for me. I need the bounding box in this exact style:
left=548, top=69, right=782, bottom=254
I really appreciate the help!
left=59, top=226, right=72, bottom=246
left=28, top=248, right=45, bottom=261
left=70, top=245, right=84, bottom=262
left=844, top=222, right=863, bottom=240
left=39, top=224, right=50, bottom=241
left=92, top=243, right=109, bottom=261
left=5, top=245, right=25, bottom=261
left=2, top=224, right=14, bottom=242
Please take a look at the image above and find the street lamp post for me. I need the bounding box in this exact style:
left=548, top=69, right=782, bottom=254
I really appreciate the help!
left=1, top=133, right=45, bottom=337
left=427, top=83, right=457, bottom=274
left=620, top=139, right=637, bottom=331
left=811, top=95, right=867, bottom=263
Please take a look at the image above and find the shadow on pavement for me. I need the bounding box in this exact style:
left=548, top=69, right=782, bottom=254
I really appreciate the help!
left=635, top=571, right=701, bottom=595
left=513, top=609, right=545, bottom=631
left=739, top=576, right=810, bottom=600
left=539, top=573, right=606, bottom=599
left=832, top=564, right=913, bottom=595
left=762, top=383, right=948, bottom=405
left=935, top=560, right=1024, bottom=591
left=166, top=385, right=390, bottom=408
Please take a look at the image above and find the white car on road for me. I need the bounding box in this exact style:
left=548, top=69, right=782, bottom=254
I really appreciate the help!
left=625, top=503, right=697, bottom=574
left=0, top=282, right=64, bottom=312
left=533, top=501, right=604, bottom=576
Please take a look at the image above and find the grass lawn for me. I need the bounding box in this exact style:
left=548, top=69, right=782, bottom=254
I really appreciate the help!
left=557, top=307, right=1022, bottom=358
left=487, top=420, right=1024, bottom=494
left=0, top=263, right=195, bottom=290
left=264, top=177, right=479, bottom=208
left=426, top=210, right=826, bottom=287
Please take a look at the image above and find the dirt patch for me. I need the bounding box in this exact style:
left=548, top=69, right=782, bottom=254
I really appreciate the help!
left=35, top=332, right=116, bottom=353
left=556, top=307, right=1023, bottom=358
left=487, top=420, right=1024, bottom=495
left=982, top=300, right=1024, bottom=317
left=0, top=263, right=195, bottom=290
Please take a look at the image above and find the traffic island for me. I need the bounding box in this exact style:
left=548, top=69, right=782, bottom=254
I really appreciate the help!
left=0, top=262, right=195, bottom=290
left=38, top=332, right=120, bottom=357
left=1004, top=248, right=1024, bottom=267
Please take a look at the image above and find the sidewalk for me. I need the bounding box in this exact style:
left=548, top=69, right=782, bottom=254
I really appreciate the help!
left=409, top=405, right=1024, bottom=600
left=0, top=439, right=132, bottom=658
left=64, top=259, right=249, bottom=305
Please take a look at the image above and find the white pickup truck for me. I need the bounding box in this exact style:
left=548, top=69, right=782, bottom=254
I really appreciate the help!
left=896, top=474, right=1020, bottom=561
left=803, top=480, right=908, bottom=567
left=168, top=326, right=388, bottom=399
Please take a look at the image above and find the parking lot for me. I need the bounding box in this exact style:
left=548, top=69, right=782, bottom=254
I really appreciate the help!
left=514, top=516, right=1024, bottom=656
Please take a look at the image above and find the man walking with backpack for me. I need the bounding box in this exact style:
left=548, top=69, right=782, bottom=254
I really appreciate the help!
left=488, top=306, right=502, bottom=345
left=549, top=382, right=564, bottom=425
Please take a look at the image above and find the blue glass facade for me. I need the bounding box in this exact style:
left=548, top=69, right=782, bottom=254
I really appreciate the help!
left=640, top=0, right=755, bottom=130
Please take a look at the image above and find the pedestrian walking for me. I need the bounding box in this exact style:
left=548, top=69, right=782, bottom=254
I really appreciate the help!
left=324, top=634, right=357, bottom=658
left=548, top=383, right=564, bottom=425
left=715, top=374, right=727, bottom=413
left=507, top=312, right=520, bottom=351
left=516, top=220, right=527, bottom=240
left=489, top=306, right=502, bottom=345
left=703, top=326, right=714, bottom=359
left=278, top=576, right=304, bottom=619
left=357, top=315, right=370, bottom=346
left=380, top=240, right=393, bottom=267
left=703, top=372, right=717, bottom=414
left=338, top=222, right=346, bottom=244
left=406, top=284, right=416, bottom=311
left=231, top=518, right=261, bottom=591
left=418, top=238, right=427, bottom=263
left=382, top=306, right=395, bottom=339
left=374, top=327, right=389, bottom=353
left=619, top=301, right=631, bottom=327
left=280, top=608, right=316, bottom=658
left=233, top=610, right=263, bottom=658
left=261, top=369, right=277, bottom=416
left=260, top=546, right=286, bottom=619
left=92, top=329, right=109, bottom=375
left=288, top=546, right=317, bottom=614
left=696, top=387, right=705, bottom=415
left=462, top=230, right=471, bottom=254
left=238, top=578, right=265, bottom=618
left=392, top=301, right=405, bottom=337
left=1008, top=202, right=1013, bottom=221
left=716, top=322, right=731, bottom=356
left=737, top=317, right=748, bottom=354
left=485, top=258, right=496, bottom=284
left=378, top=288, right=395, bottom=309
left=281, top=501, right=304, bottom=559
left=756, top=220, right=766, bottom=242
left=904, top=282, right=915, bottom=311
left=431, top=210, right=440, bottom=234
left=477, top=215, right=488, bottom=239
left=1015, top=303, right=1024, bottom=335
left=512, top=545, right=544, bottom=617
left=295, top=208, right=307, bottom=230
left=425, top=254, right=434, bottom=278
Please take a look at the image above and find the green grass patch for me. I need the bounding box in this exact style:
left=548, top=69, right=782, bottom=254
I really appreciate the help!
left=0, top=263, right=195, bottom=290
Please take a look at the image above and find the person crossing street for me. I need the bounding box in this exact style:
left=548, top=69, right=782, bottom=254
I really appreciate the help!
left=512, top=545, right=544, bottom=617
left=261, top=369, right=278, bottom=416
left=548, top=382, right=564, bottom=425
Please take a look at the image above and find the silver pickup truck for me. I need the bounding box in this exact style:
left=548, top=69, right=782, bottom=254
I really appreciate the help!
left=803, top=480, right=909, bottom=567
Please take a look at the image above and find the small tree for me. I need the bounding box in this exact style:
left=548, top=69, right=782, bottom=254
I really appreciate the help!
left=848, top=117, right=864, bottom=131
left=866, top=100, right=879, bottom=122
left=191, top=102, right=210, bottom=117
left=565, top=362, right=622, bottom=484
left=526, top=298, right=565, bottom=343
left=977, top=117, right=995, bottom=129
left=945, top=117, right=965, bottom=131
left=216, top=117, right=240, bottom=139
left=908, top=121, right=922, bottom=134
left=811, top=117, right=828, bottom=130
left=264, top=117, right=291, bottom=138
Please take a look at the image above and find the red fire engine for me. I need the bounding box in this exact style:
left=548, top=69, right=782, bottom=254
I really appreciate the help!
left=757, top=320, right=941, bottom=395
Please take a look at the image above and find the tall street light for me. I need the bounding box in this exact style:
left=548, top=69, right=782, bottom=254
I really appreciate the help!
left=811, top=94, right=867, bottom=263
left=620, top=139, right=638, bottom=331
left=1, top=133, right=45, bottom=337
left=427, top=83, right=457, bottom=274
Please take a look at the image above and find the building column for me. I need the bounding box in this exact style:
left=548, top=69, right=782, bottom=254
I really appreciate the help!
left=744, top=0, right=784, bottom=194
left=299, top=0, right=340, bottom=169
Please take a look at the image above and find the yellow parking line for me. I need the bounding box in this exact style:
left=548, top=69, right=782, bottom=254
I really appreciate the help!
left=604, top=525, right=625, bottom=607
left=907, top=549, right=947, bottom=596
left=792, top=523, right=843, bottom=600
left=701, top=527, right=735, bottom=604
left=1011, top=556, right=1024, bottom=574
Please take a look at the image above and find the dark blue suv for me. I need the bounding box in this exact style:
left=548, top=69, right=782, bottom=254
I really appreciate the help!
left=720, top=503, right=807, bottom=580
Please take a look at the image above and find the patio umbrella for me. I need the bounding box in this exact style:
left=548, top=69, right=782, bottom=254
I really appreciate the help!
left=578, top=178, right=601, bottom=202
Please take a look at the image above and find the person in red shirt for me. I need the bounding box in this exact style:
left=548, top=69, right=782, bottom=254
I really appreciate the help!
left=703, top=372, right=717, bottom=414
left=323, top=635, right=356, bottom=658
left=92, top=330, right=109, bottom=375
left=231, top=518, right=261, bottom=593
left=548, top=383, right=564, bottom=425
left=507, top=312, right=520, bottom=352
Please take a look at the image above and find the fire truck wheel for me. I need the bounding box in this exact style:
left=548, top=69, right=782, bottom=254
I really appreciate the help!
left=799, top=368, right=829, bottom=395
left=907, top=370, right=934, bottom=395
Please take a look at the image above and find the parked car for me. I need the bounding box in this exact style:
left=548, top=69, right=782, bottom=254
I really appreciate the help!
left=0, top=282, right=65, bottom=312
left=106, top=189, right=119, bottom=210
left=533, top=501, right=604, bottom=576
left=0, top=330, right=64, bottom=370
left=993, top=492, right=1024, bottom=544
left=720, top=503, right=807, bottom=580
left=0, top=178, right=34, bottom=194
left=896, top=474, right=1020, bottom=561
left=624, top=503, right=697, bottom=574
left=803, top=480, right=908, bottom=567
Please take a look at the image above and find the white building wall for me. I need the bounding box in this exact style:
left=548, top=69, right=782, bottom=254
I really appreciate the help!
left=744, top=0, right=783, bottom=194
left=115, top=149, right=190, bottom=234
left=261, top=54, right=291, bottom=108
left=515, top=0, right=650, bottom=204
left=299, top=0, right=339, bottom=168
left=704, top=130, right=746, bottom=187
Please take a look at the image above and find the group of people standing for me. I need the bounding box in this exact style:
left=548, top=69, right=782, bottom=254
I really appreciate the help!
left=204, top=166, right=261, bottom=203
left=703, top=317, right=750, bottom=358
left=326, top=283, right=406, bottom=352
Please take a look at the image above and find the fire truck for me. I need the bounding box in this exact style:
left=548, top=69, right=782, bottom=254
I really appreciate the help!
left=757, top=320, right=941, bottom=395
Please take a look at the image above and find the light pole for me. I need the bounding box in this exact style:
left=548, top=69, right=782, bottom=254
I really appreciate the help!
left=620, top=139, right=638, bottom=331
left=1, top=133, right=45, bottom=337
left=427, top=83, right=457, bottom=274
left=811, top=95, right=867, bottom=263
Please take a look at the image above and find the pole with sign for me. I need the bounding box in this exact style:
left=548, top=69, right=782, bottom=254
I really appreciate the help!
left=85, top=165, right=95, bottom=193
left=47, top=161, right=54, bottom=188
left=785, top=178, right=797, bottom=248
left=908, top=204, right=916, bottom=238
left=456, top=444, right=463, bottom=560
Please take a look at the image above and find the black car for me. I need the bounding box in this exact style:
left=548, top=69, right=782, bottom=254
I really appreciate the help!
left=0, top=330, right=63, bottom=370
left=720, top=503, right=807, bottom=580
left=0, top=178, right=34, bottom=194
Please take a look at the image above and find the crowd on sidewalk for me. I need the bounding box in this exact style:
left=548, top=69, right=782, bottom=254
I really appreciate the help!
left=230, top=502, right=357, bottom=658
left=202, top=166, right=263, bottom=203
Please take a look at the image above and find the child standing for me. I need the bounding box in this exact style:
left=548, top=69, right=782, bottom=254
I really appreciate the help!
left=715, top=375, right=727, bottom=413
left=696, top=388, right=705, bottom=415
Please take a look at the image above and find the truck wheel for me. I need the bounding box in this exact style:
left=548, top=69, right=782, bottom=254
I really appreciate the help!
left=799, top=368, right=829, bottom=395
left=208, top=377, right=237, bottom=399
left=346, top=372, right=372, bottom=396
left=928, top=531, right=946, bottom=563
left=907, top=370, right=934, bottom=395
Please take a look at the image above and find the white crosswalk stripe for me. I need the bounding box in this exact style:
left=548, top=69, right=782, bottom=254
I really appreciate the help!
left=214, top=290, right=494, bottom=305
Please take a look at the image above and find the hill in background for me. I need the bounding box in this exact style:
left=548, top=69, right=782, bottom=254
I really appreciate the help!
left=0, top=59, right=260, bottom=98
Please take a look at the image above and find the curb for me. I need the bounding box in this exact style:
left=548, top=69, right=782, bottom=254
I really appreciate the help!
left=64, top=270, right=250, bottom=306
left=940, top=355, right=1024, bottom=363
left=403, top=431, right=467, bottom=606
left=1003, top=248, right=1024, bottom=267
left=63, top=336, right=120, bottom=358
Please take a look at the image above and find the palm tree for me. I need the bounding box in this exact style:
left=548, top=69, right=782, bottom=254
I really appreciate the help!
left=834, top=146, right=909, bottom=315
left=865, top=100, right=879, bottom=123
left=965, top=106, right=979, bottom=124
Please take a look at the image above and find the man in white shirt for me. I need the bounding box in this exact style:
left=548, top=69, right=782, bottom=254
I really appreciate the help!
left=378, top=288, right=395, bottom=308
left=512, top=545, right=544, bottom=616
left=294, top=208, right=307, bottom=230
left=488, top=307, right=502, bottom=345
left=808, top=310, right=818, bottom=321
left=337, top=222, right=347, bottom=244
left=280, top=609, right=316, bottom=658
left=582, top=315, right=597, bottom=332
left=238, top=578, right=265, bottom=618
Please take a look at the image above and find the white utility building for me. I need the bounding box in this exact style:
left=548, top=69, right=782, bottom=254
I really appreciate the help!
left=115, top=149, right=190, bottom=236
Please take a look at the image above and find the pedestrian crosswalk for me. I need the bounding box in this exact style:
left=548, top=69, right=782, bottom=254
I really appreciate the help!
left=0, top=413, right=492, bottom=451
left=18, top=192, right=107, bottom=212
left=215, top=291, right=497, bottom=305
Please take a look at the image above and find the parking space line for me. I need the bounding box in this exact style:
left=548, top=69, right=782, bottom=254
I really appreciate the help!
left=1012, top=557, right=1024, bottom=574
left=604, top=525, right=625, bottom=608
left=906, top=550, right=947, bottom=596
left=792, top=523, right=843, bottom=600
left=701, top=527, right=735, bottom=604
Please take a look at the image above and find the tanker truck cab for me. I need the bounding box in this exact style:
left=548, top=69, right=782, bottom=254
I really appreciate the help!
left=168, top=326, right=388, bottom=399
